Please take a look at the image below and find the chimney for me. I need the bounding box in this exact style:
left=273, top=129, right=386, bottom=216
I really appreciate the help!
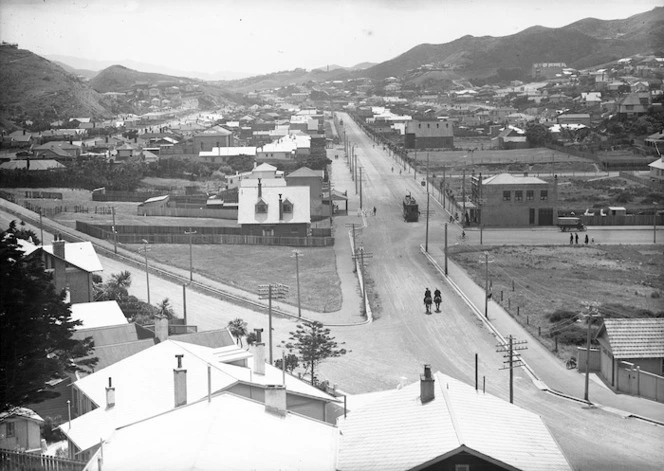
left=53, top=236, right=65, bottom=259
left=174, top=354, right=187, bottom=407
left=155, top=314, right=169, bottom=342
left=265, top=384, right=287, bottom=416
left=420, top=364, right=435, bottom=404
left=252, top=342, right=266, bottom=375
left=105, top=377, right=115, bottom=408
left=278, top=193, right=283, bottom=220
left=257, top=178, right=262, bottom=198
left=23, top=129, right=26, bottom=135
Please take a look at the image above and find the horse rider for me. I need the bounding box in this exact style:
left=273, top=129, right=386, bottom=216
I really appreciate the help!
left=434, top=289, right=442, bottom=312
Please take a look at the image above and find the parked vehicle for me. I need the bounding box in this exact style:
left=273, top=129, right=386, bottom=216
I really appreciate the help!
left=403, top=193, right=419, bottom=222
left=557, top=217, right=585, bottom=232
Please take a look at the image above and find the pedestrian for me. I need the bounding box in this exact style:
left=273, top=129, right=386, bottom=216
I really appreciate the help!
left=373, top=206, right=377, bottom=216
left=585, top=234, right=589, bottom=245
left=570, top=233, right=573, bottom=245
left=575, top=233, right=579, bottom=245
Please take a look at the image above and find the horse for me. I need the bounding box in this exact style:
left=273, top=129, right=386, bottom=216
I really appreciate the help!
left=424, top=295, right=433, bottom=314
left=434, top=295, right=442, bottom=313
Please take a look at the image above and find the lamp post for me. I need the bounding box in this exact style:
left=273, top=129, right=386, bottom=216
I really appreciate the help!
left=185, top=228, right=197, bottom=281
left=654, top=204, right=658, bottom=244
left=142, top=239, right=150, bottom=305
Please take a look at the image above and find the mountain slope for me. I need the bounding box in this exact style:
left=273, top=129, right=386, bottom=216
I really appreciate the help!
left=89, top=65, right=192, bottom=93
left=360, top=6, right=664, bottom=80
left=0, top=46, right=111, bottom=125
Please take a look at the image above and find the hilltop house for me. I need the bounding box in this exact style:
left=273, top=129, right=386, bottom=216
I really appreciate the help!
left=617, top=92, right=651, bottom=117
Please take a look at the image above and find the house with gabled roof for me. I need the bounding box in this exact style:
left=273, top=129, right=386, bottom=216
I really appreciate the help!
left=286, top=166, right=326, bottom=216
left=61, top=339, right=339, bottom=462
left=337, top=366, right=572, bottom=471
left=237, top=181, right=310, bottom=237
left=82, top=389, right=338, bottom=471
left=0, top=408, right=44, bottom=452
left=595, top=318, right=664, bottom=392
left=617, top=92, right=651, bottom=117
left=21, top=236, right=103, bottom=303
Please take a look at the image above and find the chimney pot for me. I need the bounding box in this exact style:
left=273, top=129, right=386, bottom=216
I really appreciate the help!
left=258, top=178, right=262, bottom=198
left=420, top=364, right=435, bottom=404
left=265, top=384, right=287, bottom=416
left=105, top=377, right=116, bottom=408
left=53, top=238, right=65, bottom=259
left=279, top=193, right=283, bottom=220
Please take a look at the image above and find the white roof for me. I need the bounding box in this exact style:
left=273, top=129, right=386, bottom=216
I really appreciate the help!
left=483, top=173, right=547, bottom=186
left=42, top=241, right=103, bottom=272
left=337, top=372, right=572, bottom=471
left=237, top=186, right=311, bottom=225
left=71, top=301, right=128, bottom=330
left=143, top=195, right=169, bottom=204
left=241, top=178, right=286, bottom=188
left=649, top=158, right=664, bottom=170
left=83, top=392, right=338, bottom=471
left=199, top=147, right=256, bottom=157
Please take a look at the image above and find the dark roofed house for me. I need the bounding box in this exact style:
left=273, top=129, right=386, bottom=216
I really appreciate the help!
left=596, top=318, right=664, bottom=398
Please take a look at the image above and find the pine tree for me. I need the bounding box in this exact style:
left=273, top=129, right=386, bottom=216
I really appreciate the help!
left=284, top=321, right=347, bottom=385
left=0, top=230, right=96, bottom=412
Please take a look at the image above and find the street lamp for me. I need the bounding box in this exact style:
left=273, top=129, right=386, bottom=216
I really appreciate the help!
left=185, top=228, right=197, bottom=281
left=142, top=239, right=150, bottom=305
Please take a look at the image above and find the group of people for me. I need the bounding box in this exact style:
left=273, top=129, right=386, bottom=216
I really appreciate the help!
left=570, top=233, right=591, bottom=245
left=424, top=288, right=442, bottom=314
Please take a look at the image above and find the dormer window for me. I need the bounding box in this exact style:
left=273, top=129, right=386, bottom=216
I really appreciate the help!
left=282, top=199, right=293, bottom=213
left=255, top=199, right=268, bottom=214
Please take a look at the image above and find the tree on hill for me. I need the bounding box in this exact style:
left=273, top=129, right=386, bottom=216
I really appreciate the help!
left=6, top=219, right=40, bottom=245
left=227, top=318, right=249, bottom=347
left=283, top=321, right=347, bottom=385
left=525, top=123, right=552, bottom=147
left=0, top=229, right=96, bottom=412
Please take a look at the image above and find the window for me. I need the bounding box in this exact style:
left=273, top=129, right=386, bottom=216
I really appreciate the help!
left=515, top=190, right=523, bottom=201
left=625, top=105, right=634, bottom=111
left=526, top=190, right=534, bottom=201
left=418, top=123, right=421, bottom=129
left=255, top=201, right=268, bottom=214
left=427, top=123, right=430, bottom=128
left=6, top=421, right=15, bottom=437
left=283, top=200, right=293, bottom=213
left=455, top=465, right=470, bottom=471
left=540, top=190, right=548, bottom=200
left=503, top=191, right=511, bottom=201
left=436, top=123, right=439, bottom=128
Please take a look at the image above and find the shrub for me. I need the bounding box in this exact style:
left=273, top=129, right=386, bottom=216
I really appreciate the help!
left=547, top=310, right=577, bottom=323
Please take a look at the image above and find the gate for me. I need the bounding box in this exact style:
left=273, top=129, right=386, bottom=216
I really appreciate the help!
left=538, top=208, right=553, bottom=226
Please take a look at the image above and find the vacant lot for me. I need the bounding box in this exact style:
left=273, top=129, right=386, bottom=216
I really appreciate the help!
left=134, top=243, right=342, bottom=313
left=449, top=244, right=664, bottom=359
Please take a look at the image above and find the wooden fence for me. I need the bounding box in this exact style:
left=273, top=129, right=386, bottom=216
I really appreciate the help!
left=75, top=221, right=334, bottom=247
left=0, top=448, right=85, bottom=471
left=137, top=206, right=238, bottom=220
left=619, top=171, right=663, bottom=191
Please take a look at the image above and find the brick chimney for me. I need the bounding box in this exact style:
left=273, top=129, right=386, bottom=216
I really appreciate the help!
left=420, top=364, right=435, bottom=404
left=53, top=235, right=65, bottom=259
left=154, top=315, right=169, bottom=343
left=105, top=377, right=115, bottom=408
left=174, top=354, right=187, bottom=407
left=278, top=193, right=283, bottom=221
left=257, top=178, right=262, bottom=198
left=265, top=384, right=287, bottom=416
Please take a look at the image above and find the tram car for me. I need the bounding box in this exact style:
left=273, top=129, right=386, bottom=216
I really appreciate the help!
left=403, top=192, right=419, bottom=222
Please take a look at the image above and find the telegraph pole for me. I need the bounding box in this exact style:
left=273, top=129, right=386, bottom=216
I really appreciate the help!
left=39, top=209, right=44, bottom=246
left=497, top=335, right=528, bottom=404
left=185, top=228, right=197, bottom=281
left=444, top=223, right=448, bottom=275
left=258, top=283, right=289, bottom=364
left=359, top=167, right=363, bottom=209
left=462, top=169, right=466, bottom=224
left=484, top=252, right=489, bottom=318
left=292, top=250, right=302, bottom=318
left=142, top=239, right=150, bottom=305
left=425, top=153, right=430, bottom=252
left=584, top=310, right=597, bottom=402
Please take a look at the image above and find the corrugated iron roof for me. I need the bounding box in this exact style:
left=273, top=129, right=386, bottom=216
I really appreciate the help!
left=597, top=318, right=664, bottom=359
left=482, top=173, right=548, bottom=185
left=337, top=372, right=571, bottom=471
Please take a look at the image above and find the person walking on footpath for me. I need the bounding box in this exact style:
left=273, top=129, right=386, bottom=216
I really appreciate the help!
left=570, top=233, right=573, bottom=245
left=373, top=206, right=377, bottom=216
left=585, top=234, right=589, bottom=245
left=575, top=233, right=579, bottom=245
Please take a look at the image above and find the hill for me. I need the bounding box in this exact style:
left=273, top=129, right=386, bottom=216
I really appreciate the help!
left=52, top=61, right=98, bottom=80
left=89, top=65, right=192, bottom=93
left=360, top=7, right=664, bottom=81
left=0, top=46, right=111, bottom=127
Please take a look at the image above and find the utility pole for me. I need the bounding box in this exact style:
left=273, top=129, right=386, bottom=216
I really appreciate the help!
left=292, top=250, right=303, bottom=318
left=496, top=335, right=528, bottom=404
left=462, top=169, right=466, bottom=225
left=444, top=223, right=448, bottom=276
left=654, top=204, right=658, bottom=244
left=112, top=207, right=118, bottom=254
left=182, top=284, right=187, bottom=325
left=142, top=239, right=150, bottom=305
left=425, top=153, right=430, bottom=252
left=484, top=252, right=489, bottom=318
left=258, top=283, right=289, bottom=364
left=584, top=310, right=597, bottom=402
left=39, top=209, right=44, bottom=246
left=352, top=246, right=373, bottom=314
left=185, top=228, right=197, bottom=281
left=359, top=167, right=363, bottom=209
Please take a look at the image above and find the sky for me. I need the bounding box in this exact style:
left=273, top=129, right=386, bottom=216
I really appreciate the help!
left=1, top=0, right=662, bottom=77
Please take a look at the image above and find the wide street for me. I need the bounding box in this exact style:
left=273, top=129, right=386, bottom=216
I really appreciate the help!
left=1, top=113, right=663, bottom=469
